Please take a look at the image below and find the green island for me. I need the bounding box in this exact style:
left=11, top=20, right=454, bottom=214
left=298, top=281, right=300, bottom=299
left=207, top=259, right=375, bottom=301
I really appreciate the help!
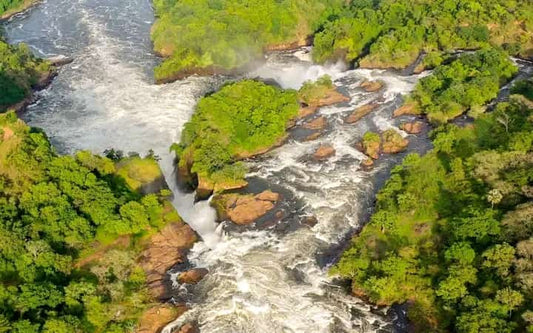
left=0, top=111, right=194, bottom=332
left=405, top=48, right=518, bottom=123
left=332, top=81, right=533, bottom=331
left=172, top=79, right=299, bottom=197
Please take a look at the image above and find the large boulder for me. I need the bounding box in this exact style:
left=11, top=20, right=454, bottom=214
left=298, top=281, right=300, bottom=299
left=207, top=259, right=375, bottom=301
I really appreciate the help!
left=136, top=304, right=187, bottom=333
left=382, top=129, right=409, bottom=154
left=393, top=103, right=419, bottom=117
left=313, top=144, right=336, bottom=160
left=177, top=323, right=199, bottom=333
left=303, top=116, right=327, bottom=130
left=178, top=268, right=209, bottom=284
left=400, top=121, right=424, bottom=134
left=345, top=103, right=378, bottom=124
left=314, top=90, right=350, bottom=107
left=139, top=220, right=198, bottom=299
left=361, top=132, right=381, bottom=159
left=360, top=79, right=384, bottom=92
left=211, top=191, right=280, bottom=225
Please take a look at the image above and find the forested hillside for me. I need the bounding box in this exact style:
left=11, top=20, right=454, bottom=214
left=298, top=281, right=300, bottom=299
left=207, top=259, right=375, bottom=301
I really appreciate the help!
left=0, top=0, right=35, bottom=19
left=151, top=0, right=532, bottom=83
left=0, top=112, right=179, bottom=332
left=150, top=0, right=343, bottom=82
left=0, top=40, right=51, bottom=111
left=332, top=78, right=533, bottom=331
left=314, top=0, right=533, bottom=69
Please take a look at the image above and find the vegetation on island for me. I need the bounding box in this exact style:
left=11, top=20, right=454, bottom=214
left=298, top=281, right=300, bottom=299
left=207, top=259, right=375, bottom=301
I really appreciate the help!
left=314, top=0, right=533, bottom=69
left=0, top=112, right=180, bottom=332
left=0, top=40, right=52, bottom=111
left=332, top=81, right=533, bottom=332
left=172, top=80, right=299, bottom=192
left=407, top=48, right=518, bottom=123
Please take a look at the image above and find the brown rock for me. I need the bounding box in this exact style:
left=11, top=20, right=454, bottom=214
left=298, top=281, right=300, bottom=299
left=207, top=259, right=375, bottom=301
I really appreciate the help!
left=304, top=132, right=322, bottom=141
left=178, top=268, right=208, bottom=284
left=361, top=132, right=381, bottom=160
left=362, top=158, right=374, bottom=167
left=313, top=145, right=336, bottom=160
left=303, top=116, right=327, bottom=130
left=139, top=221, right=198, bottom=299
left=256, top=190, right=280, bottom=202
left=302, top=216, right=318, bottom=227
left=298, top=106, right=318, bottom=119
left=315, top=90, right=350, bottom=107
left=393, top=103, right=419, bottom=117
left=136, top=304, right=187, bottom=333
left=177, top=323, right=199, bottom=333
left=196, top=176, right=214, bottom=200
left=211, top=191, right=281, bottom=225
left=400, top=121, right=424, bottom=134
left=382, top=129, right=409, bottom=154
left=360, top=80, right=384, bottom=92
left=345, top=103, right=378, bottom=124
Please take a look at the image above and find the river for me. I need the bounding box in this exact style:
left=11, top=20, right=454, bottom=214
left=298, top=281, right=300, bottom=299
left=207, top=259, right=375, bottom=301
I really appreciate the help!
left=3, top=1, right=431, bottom=332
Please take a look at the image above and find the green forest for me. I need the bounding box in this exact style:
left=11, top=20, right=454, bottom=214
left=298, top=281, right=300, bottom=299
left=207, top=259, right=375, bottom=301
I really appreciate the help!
left=0, top=112, right=179, bottom=332
left=172, top=80, right=299, bottom=191
left=408, top=48, right=518, bottom=123
left=332, top=80, right=533, bottom=331
left=151, top=0, right=343, bottom=82
left=0, top=40, right=51, bottom=111
left=314, top=0, right=533, bottom=69
left=151, top=0, right=532, bottom=82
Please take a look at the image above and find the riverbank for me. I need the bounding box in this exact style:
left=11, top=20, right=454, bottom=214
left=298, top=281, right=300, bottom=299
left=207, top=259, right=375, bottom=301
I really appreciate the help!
left=0, top=0, right=38, bottom=20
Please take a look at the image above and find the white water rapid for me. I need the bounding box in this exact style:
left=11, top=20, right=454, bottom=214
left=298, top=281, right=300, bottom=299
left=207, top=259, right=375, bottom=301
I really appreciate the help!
left=4, top=1, right=431, bottom=332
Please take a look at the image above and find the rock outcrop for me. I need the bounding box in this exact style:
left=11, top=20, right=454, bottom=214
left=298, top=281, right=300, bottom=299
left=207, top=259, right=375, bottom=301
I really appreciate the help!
left=313, top=144, right=336, bottom=160
left=176, top=323, right=199, bottom=333
left=360, top=79, right=384, bottom=92
left=178, top=268, right=209, bottom=285
left=393, top=103, right=419, bottom=117
left=136, top=305, right=187, bottom=333
left=361, top=132, right=381, bottom=160
left=382, top=129, right=409, bottom=154
left=139, top=220, right=198, bottom=299
left=400, top=121, right=424, bottom=134
left=345, top=103, right=378, bottom=124
left=211, top=190, right=281, bottom=225
left=303, top=116, right=327, bottom=130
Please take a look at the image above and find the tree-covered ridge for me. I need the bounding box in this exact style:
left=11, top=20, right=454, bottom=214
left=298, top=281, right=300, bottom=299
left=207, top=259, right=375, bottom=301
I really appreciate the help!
left=332, top=85, right=533, bottom=331
left=0, top=112, right=178, bottom=332
left=314, top=0, right=533, bottom=70
left=173, top=80, right=299, bottom=192
left=0, top=40, right=51, bottom=111
left=151, top=0, right=342, bottom=82
left=0, top=0, right=31, bottom=18
left=408, top=48, right=518, bottom=123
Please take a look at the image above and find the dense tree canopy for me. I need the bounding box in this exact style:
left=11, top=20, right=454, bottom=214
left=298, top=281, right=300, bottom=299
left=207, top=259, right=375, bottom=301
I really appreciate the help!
left=151, top=0, right=343, bottom=82
left=332, top=83, right=533, bottom=332
left=314, top=0, right=533, bottom=69
left=173, top=80, right=299, bottom=188
left=0, top=112, right=174, bottom=332
left=409, top=48, right=518, bottom=123
left=0, top=41, right=51, bottom=111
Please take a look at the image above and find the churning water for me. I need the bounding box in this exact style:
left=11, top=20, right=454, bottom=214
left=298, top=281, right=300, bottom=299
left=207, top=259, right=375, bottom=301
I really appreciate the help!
left=4, top=1, right=430, bottom=332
